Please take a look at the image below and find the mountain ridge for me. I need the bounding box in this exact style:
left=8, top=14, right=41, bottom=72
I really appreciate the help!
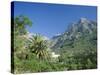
left=50, top=18, right=97, bottom=53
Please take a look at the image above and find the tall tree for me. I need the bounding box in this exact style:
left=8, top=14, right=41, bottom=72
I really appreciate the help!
left=14, top=15, right=32, bottom=59
left=29, top=34, right=50, bottom=60
left=14, top=15, right=32, bottom=35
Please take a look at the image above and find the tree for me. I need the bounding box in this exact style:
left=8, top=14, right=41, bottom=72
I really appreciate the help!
left=28, top=34, right=51, bottom=60
left=13, top=15, right=32, bottom=59
left=14, top=15, right=32, bottom=35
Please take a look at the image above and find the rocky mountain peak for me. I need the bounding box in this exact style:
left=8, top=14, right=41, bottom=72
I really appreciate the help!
left=51, top=18, right=97, bottom=52
left=79, top=17, right=89, bottom=23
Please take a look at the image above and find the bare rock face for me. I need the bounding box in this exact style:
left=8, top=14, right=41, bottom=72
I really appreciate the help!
left=80, top=18, right=89, bottom=23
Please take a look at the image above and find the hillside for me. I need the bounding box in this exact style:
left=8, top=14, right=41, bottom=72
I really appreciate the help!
left=48, top=18, right=97, bottom=69
left=13, top=16, right=97, bottom=73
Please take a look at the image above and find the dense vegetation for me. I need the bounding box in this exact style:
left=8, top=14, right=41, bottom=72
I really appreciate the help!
left=51, top=18, right=97, bottom=70
left=12, top=16, right=97, bottom=74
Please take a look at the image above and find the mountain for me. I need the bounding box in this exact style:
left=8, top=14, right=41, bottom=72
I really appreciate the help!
left=51, top=18, right=97, bottom=53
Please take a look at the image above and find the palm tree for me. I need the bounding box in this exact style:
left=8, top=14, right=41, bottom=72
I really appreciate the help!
left=28, top=34, right=51, bottom=60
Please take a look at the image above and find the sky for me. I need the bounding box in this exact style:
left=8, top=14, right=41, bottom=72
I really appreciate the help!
left=12, top=1, right=97, bottom=38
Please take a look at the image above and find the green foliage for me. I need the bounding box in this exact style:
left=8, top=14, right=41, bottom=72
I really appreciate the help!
left=12, top=15, right=97, bottom=74
left=58, top=32, right=97, bottom=70
left=14, top=15, right=32, bottom=35
left=28, top=34, right=51, bottom=60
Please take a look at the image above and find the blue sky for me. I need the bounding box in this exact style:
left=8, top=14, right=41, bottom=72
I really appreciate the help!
left=13, top=1, right=97, bottom=38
